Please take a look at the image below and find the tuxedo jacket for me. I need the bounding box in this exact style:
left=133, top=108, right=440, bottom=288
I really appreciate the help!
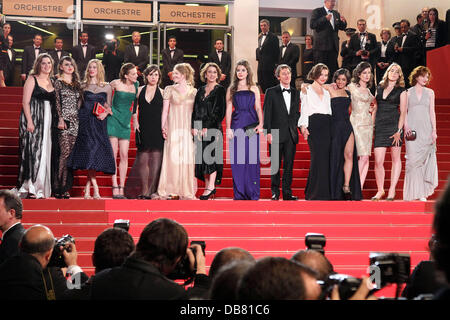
left=71, top=44, right=97, bottom=76
left=1, top=47, right=17, bottom=84
left=256, top=31, right=279, bottom=72
left=161, top=47, right=184, bottom=80
left=347, top=32, right=378, bottom=67
left=0, top=223, right=25, bottom=265
left=47, top=49, right=70, bottom=75
left=310, top=7, right=347, bottom=52
left=279, top=43, right=300, bottom=78
left=123, top=43, right=149, bottom=72
left=21, top=45, right=46, bottom=75
left=374, top=40, right=396, bottom=64
left=396, top=31, right=422, bottom=72
left=208, top=50, right=231, bottom=88
left=263, top=85, right=300, bottom=144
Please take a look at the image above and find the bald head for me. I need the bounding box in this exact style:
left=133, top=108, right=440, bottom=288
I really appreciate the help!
left=209, top=247, right=255, bottom=280
left=21, top=225, right=54, bottom=256
left=291, top=250, right=334, bottom=280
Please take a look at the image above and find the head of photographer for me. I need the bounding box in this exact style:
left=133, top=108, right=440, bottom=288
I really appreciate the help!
left=88, top=218, right=208, bottom=300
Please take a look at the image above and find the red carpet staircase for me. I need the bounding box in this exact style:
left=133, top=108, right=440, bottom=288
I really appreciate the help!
left=0, top=86, right=447, bottom=298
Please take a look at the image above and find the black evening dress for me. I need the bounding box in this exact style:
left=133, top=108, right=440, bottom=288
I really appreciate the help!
left=124, top=86, right=165, bottom=199
left=302, top=48, right=314, bottom=79
left=374, top=85, right=406, bottom=148
left=191, top=84, right=226, bottom=185
left=68, top=88, right=116, bottom=174
left=329, top=93, right=362, bottom=200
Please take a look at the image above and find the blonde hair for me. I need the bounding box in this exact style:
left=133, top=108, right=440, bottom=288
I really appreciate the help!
left=174, top=63, right=195, bottom=86
left=200, top=62, right=222, bottom=83
left=409, top=66, right=432, bottom=86
left=379, top=63, right=405, bottom=89
left=230, top=59, right=255, bottom=98
left=83, top=59, right=107, bottom=87
left=30, top=53, right=54, bottom=77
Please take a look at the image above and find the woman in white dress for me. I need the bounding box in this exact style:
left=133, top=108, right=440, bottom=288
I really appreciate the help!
left=403, top=66, right=438, bottom=201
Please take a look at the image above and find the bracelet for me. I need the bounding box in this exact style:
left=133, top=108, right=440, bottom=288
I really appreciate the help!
left=397, top=128, right=403, bottom=134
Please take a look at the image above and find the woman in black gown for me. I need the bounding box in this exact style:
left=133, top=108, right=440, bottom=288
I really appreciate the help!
left=191, top=62, right=226, bottom=200
left=125, top=65, right=164, bottom=199
left=302, top=35, right=314, bottom=82
left=327, top=69, right=362, bottom=200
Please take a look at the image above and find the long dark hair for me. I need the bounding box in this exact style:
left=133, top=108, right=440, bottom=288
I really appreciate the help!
left=229, top=59, right=255, bottom=99
left=57, top=56, right=81, bottom=92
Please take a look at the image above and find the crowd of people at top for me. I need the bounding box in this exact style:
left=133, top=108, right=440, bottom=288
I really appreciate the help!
left=5, top=1, right=448, bottom=201
left=1, top=183, right=450, bottom=301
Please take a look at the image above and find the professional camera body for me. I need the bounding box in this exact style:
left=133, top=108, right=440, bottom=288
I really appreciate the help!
left=319, top=273, right=367, bottom=300
left=369, top=252, right=411, bottom=288
left=167, top=240, right=206, bottom=283
left=113, top=219, right=130, bottom=232
left=48, top=234, right=75, bottom=268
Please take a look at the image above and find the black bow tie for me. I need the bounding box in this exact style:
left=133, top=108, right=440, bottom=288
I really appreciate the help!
left=282, top=45, right=287, bottom=48
left=170, top=49, right=175, bottom=52
left=262, top=33, right=267, bottom=36
left=134, top=44, right=140, bottom=46
left=56, top=50, right=61, bottom=52
left=81, top=44, right=87, bottom=47
left=282, top=88, right=291, bottom=93
left=402, top=33, right=407, bottom=37
left=217, top=50, right=223, bottom=53
left=360, top=32, right=367, bottom=36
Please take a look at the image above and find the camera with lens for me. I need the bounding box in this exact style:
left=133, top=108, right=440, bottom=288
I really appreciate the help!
left=305, top=233, right=326, bottom=255
left=167, top=240, right=206, bottom=284
left=319, top=273, right=373, bottom=300
left=48, top=234, right=75, bottom=268
left=369, top=252, right=410, bottom=288
left=113, top=219, right=130, bottom=232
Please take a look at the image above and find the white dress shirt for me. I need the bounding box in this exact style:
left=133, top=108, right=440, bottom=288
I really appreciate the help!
left=281, top=84, right=291, bottom=115
left=260, top=34, right=267, bottom=47
left=134, top=44, right=140, bottom=56
left=325, top=6, right=334, bottom=29
left=298, top=86, right=332, bottom=128
left=281, top=42, right=290, bottom=58
left=216, top=50, right=222, bottom=62
left=8, top=48, right=12, bottom=62
left=81, top=43, right=88, bottom=58
left=381, top=41, right=388, bottom=58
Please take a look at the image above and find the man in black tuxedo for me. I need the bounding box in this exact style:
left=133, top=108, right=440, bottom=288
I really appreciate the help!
left=310, top=0, right=347, bottom=81
left=71, top=32, right=97, bottom=79
left=263, top=64, right=300, bottom=201
left=124, top=31, right=149, bottom=85
left=395, top=19, right=422, bottom=87
left=2, top=35, right=17, bottom=86
left=48, top=37, right=70, bottom=76
left=161, top=36, right=184, bottom=88
left=21, top=33, right=46, bottom=81
left=347, top=19, right=378, bottom=72
left=0, top=190, right=25, bottom=264
left=279, top=31, right=300, bottom=88
left=208, top=39, right=231, bottom=89
left=256, top=19, right=279, bottom=93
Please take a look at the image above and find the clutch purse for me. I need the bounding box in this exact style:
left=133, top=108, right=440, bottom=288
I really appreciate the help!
left=405, top=130, right=417, bottom=141
left=93, top=102, right=106, bottom=116
left=135, top=130, right=142, bottom=147
left=244, top=122, right=259, bottom=138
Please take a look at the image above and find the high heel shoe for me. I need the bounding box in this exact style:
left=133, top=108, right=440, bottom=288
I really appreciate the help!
left=200, top=189, right=216, bottom=200
left=386, top=192, right=396, bottom=201
left=93, top=186, right=101, bottom=199
left=84, top=186, right=92, bottom=199
left=371, top=191, right=385, bottom=201
left=342, top=185, right=352, bottom=201
left=112, top=186, right=121, bottom=199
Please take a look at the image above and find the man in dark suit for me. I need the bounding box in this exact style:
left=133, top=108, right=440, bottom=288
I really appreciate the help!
left=347, top=19, right=378, bottom=72
left=71, top=32, right=97, bottom=79
left=0, top=190, right=25, bottom=264
left=208, top=39, right=231, bottom=89
left=256, top=19, right=279, bottom=93
left=263, top=64, right=300, bottom=201
left=395, top=19, right=422, bottom=87
left=0, top=224, right=86, bottom=300
left=48, top=37, right=70, bottom=76
left=124, top=31, right=149, bottom=85
left=310, top=0, right=347, bottom=81
left=2, top=35, right=17, bottom=86
left=279, top=31, right=300, bottom=88
left=161, top=36, right=184, bottom=88
left=21, top=33, right=46, bottom=81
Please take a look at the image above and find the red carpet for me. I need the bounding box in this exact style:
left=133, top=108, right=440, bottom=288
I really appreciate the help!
left=21, top=198, right=434, bottom=298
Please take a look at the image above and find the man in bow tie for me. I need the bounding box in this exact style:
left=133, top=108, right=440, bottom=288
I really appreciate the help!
left=278, top=31, right=300, bottom=88
left=71, top=32, right=97, bottom=80
left=256, top=19, right=279, bottom=93
left=48, top=38, right=70, bottom=76
left=263, top=64, right=300, bottom=201
left=161, top=36, right=184, bottom=88
left=21, top=33, right=46, bottom=81
left=124, top=31, right=149, bottom=85
left=347, top=19, right=377, bottom=73
left=310, top=0, right=347, bottom=82
left=208, top=39, right=231, bottom=89
left=395, top=19, right=422, bottom=87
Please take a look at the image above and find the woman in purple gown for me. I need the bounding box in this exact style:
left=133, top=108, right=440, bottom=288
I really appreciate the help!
left=225, top=60, right=263, bottom=200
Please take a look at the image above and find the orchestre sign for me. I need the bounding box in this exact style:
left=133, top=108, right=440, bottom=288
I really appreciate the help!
left=83, top=1, right=152, bottom=22
left=159, top=4, right=227, bottom=25
left=2, top=0, right=74, bottom=18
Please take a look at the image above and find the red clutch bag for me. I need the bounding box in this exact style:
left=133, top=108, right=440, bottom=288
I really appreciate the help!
left=93, top=102, right=106, bottom=116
